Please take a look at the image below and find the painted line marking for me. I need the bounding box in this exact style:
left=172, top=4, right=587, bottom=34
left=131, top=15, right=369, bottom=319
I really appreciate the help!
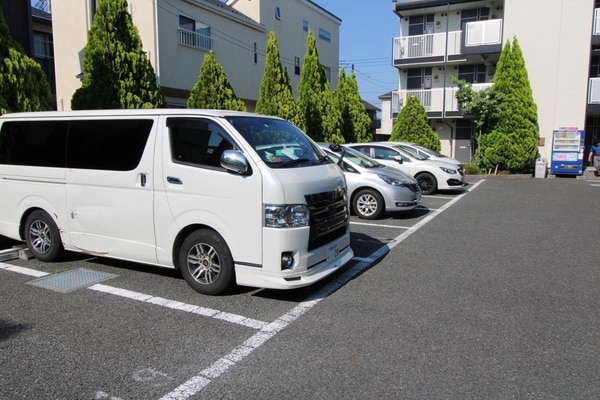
left=0, top=264, right=268, bottom=330
left=160, top=179, right=486, bottom=399
left=350, top=221, right=410, bottom=229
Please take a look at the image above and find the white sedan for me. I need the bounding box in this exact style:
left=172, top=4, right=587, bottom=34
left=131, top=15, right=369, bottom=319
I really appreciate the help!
left=346, top=142, right=467, bottom=195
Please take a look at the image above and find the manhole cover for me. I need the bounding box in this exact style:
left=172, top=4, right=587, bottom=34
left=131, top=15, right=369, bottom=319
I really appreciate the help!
left=28, top=268, right=117, bottom=293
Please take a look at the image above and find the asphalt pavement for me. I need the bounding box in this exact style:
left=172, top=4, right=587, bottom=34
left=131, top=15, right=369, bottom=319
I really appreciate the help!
left=1, top=175, right=599, bottom=399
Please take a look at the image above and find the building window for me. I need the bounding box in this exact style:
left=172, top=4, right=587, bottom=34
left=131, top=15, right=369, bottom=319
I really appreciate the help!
left=33, top=32, right=53, bottom=59
left=254, top=42, right=258, bottom=64
left=408, top=14, right=434, bottom=35
left=458, top=64, right=486, bottom=83
left=302, top=20, right=309, bottom=32
left=318, top=28, right=331, bottom=42
left=294, top=56, right=300, bottom=75
left=461, top=8, right=490, bottom=29
left=275, top=6, right=281, bottom=20
left=178, top=15, right=212, bottom=51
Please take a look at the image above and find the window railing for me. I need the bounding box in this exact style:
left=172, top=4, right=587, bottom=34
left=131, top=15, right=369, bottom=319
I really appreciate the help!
left=178, top=27, right=212, bottom=51
left=589, top=77, right=600, bottom=104
left=464, top=19, right=502, bottom=47
left=393, top=31, right=462, bottom=60
left=392, top=88, right=460, bottom=114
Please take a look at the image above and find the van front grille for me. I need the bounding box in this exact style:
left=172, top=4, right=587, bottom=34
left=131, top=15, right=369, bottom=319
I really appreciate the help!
left=305, top=186, right=348, bottom=251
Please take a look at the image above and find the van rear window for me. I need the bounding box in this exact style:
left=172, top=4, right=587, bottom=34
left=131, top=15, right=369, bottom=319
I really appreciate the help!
left=0, top=120, right=68, bottom=167
left=0, top=118, right=153, bottom=171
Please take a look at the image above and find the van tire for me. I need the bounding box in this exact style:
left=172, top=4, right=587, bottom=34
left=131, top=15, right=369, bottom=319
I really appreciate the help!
left=178, top=229, right=234, bottom=295
left=24, top=210, right=64, bottom=262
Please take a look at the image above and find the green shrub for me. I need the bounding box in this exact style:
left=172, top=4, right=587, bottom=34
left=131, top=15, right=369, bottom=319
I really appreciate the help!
left=463, top=162, right=481, bottom=175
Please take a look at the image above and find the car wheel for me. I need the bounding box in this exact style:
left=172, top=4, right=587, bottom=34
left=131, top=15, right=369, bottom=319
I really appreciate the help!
left=415, top=172, right=437, bottom=195
left=24, top=210, right=64, bottom=262
left=352, top=189, right=384, bottom=220
left=178, top=229, right=234, bottom=295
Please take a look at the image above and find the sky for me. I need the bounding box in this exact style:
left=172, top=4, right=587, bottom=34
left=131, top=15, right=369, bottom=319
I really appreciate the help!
left=314, top=0, right=400, bottom=111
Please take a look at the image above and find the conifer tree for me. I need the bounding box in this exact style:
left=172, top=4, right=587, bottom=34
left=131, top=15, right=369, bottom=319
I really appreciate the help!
left=479, top=37, right=538, bottom=171
left=390, top=95, right=441, bottom=151
left=256, top=31, right=304, bottom=129
left=334, top=67, right=372, bottom=143
left=71, top=0, right=165, bottom=109
left=187, top=51, right=246, bottom=111
left=297, top=31, right=343, bottom=143
left=0, top=7, right=53, bottom=114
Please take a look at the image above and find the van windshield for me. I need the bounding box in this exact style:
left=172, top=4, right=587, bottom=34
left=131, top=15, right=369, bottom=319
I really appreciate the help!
left=226, top=116, right=330, bottom=168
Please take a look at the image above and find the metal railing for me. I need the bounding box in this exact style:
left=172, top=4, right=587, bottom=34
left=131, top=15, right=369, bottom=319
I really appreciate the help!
left=589, top=77, right=600, bottom=104
left=464, top=19, right=503, bottom=47
left=594, top=9, right=600, bottom=35
left=391, top=88, right=460, bottom=114
left=393, top=31, right=462, bottom=60
left=178, top=28, right=212, bottom=51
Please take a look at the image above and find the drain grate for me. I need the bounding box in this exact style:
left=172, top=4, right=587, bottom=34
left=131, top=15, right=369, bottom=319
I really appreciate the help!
left=28, top=268, right=117, bottom=293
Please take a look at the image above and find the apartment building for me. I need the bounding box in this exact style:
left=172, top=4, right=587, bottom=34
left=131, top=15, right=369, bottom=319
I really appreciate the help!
left=383, top=0, right=594, bottom=164
left=0, top=1, right=55, bottom=96
left=51, top=0, right=340, bottom=110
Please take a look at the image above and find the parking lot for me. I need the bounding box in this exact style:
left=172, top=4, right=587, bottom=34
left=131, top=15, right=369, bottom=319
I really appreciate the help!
left=2, top=176, right=600, bottom=399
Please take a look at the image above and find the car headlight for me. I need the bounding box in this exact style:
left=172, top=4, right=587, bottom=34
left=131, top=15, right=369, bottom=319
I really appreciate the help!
left=378, top=174, right=410, bottom=186
left=264, top=204, right=310, bottom=227
left=439, top=167, right=457, bottom=175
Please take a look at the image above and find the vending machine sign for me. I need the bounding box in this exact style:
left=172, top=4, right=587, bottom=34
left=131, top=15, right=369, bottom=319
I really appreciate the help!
left=550, top=128, right=585, bottom=175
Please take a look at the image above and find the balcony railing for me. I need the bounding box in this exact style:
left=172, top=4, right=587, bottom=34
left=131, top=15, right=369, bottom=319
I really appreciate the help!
left=464, top=19, right=503, bottom=47
left=178, top=28, right=212, bottom=51
left=393, top=19, right=502, bottom=62
left=393, top=31, right=462, bottom=60
left=589, top=77, right=600, bottom=104
left=392, top=88, right=460, bottom=114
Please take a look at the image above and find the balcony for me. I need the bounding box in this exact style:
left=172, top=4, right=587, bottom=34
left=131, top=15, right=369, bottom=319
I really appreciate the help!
left=393, top=19, right=503, bottom=67
left=178, top=28, right=212, bottom=51
left=391, top=83, right=494, bottom=117
left=392, top=88, right=459, bottom=115
left=589, top=77, right=600, bottom=104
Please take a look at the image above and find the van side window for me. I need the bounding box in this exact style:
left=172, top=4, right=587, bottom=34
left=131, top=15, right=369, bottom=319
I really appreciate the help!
left=0, top=120, right=68, bottom=167
left=168, top=118, right=235, bottom=169
left=67, top=119, right=153, bottom=171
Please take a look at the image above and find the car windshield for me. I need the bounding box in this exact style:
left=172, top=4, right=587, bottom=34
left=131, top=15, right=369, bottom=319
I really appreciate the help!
left=225, top=116, right=329, bottom=168
left=393, top=145, right=427, bottom=160
left=414, top=144, right=444, bottom=158
left=341, top=146, right=382, bottom=168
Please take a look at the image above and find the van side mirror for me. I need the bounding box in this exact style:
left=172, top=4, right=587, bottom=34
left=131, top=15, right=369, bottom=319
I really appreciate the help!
left=393, top=155, right=403, bottom=165
left=221, top=150, right=251, bottom=175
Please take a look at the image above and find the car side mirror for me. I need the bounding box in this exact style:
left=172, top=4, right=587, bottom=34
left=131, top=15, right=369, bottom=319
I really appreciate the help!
left=393, top=155, right=403, bottom=165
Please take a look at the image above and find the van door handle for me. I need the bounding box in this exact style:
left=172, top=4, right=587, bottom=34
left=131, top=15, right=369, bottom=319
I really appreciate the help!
left=141, top=173, right=147, bottom=187
left=167, top=176, right=183, bottom=185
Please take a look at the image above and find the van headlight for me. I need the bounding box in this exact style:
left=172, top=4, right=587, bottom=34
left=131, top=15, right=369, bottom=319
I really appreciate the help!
left=264, top=204, right=310, bottom=227
left=439, top=166, right=457, bottom=175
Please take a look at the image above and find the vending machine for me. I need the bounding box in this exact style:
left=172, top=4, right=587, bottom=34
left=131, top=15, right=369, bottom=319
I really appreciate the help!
left=550, top=127, right=585, bottom=175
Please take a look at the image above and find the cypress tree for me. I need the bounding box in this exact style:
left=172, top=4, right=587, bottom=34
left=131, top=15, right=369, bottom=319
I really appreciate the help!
left=334, top=67, right=372, bottom=143
left=297, top=31, right=342, bottom=143
left=479, top=37, right=538, bottom=171
left=0, top=7, right=54, bottom=114
left=256, top=31, right=305, bottom=129
left=187, top=50, right=246, bottom=111
left=71, top=0, right=165, bottom=110
left=390, top=95, right=441, bottom=151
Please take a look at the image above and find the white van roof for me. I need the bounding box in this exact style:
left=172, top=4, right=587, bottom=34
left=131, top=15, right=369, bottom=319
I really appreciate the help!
left=0, top=109, right=271, bottom=120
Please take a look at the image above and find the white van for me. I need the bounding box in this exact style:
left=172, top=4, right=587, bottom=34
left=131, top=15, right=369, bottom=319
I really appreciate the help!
left=0, top=109, right=353, bottom=295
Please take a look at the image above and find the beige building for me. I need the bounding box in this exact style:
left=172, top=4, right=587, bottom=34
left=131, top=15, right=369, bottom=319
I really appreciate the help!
left=383, top=0, right=595, bottom=164
left=51, top=0, right=340, bottom=110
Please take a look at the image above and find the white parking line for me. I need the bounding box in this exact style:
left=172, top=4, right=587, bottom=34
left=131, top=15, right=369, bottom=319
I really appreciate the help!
left=0, top=263, right=269, bottom=330
left=350, top=221, right=410, bottom=229
left=160, top=179, right=486, bottom=399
